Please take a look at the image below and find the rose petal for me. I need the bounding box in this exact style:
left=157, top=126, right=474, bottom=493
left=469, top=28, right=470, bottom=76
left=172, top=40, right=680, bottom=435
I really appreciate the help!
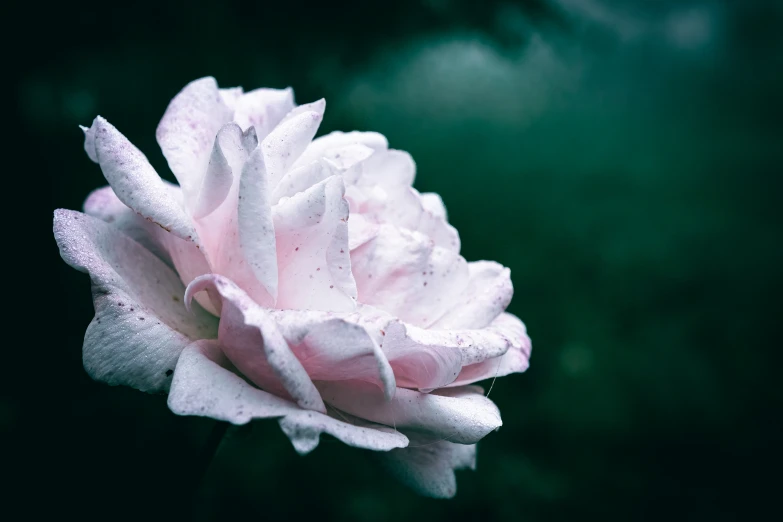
left=382, top=435, right=476, bottom=498
left=267, top=309, right=396, bottom=400
left=80, top=124, right=98, bottom=162
left=219, top=86, right=244, bottom=110
left=273, top=175, right=357, bottom=312
left=420, top=192, right=448, bottom=219
left=263, top=110, right=324, bottom=190
left=236, top=147, right=278, bottom=302
left=89, top=116, right=200, bottom=246
left=279, top=98, right=326, bottom=126
left=294, top=130, right=388, bottom=169
left=270, top=159, right=332, bottom=205
left=448, top=313, right=531, bottom=387
left=53, top=210, right=217, bottom=392
left=192, top=123, right=258, bottom=219
left=185, top=275, right=326, bottom=413
left=168, top=340, right=408, bottom=454
left=317, top=381, right=502, bottom=444
left=431, top=261, right=513, bottom=330
left=351, top=224, right=469, bottom=327
left=83, top=185, right=171, bottom=264
left=156, top=77, right=232, bottom=199
left=232, top=87, right=294, bottom=138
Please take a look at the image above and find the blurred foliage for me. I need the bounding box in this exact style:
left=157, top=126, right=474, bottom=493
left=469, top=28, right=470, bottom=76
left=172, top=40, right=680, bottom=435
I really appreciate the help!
left=10, top=0, right=783, bottom=520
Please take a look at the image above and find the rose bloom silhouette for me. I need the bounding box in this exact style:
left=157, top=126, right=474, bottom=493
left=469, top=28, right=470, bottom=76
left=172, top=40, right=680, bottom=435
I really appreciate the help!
left=53, top=77, right=531, bottom=498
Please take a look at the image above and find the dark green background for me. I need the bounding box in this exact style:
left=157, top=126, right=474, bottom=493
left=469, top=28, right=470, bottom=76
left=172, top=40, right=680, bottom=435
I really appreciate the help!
left=11, top=0, right=782, bottom=520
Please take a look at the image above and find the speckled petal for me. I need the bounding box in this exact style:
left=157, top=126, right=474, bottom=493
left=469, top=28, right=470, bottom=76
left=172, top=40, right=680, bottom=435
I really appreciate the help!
left=448, top=313, right=531, bottom=387
left=267, top=309, right=396, bottom=400
left=168, top=340, right=408, bottom=454
left=53, top=210, right=217, bottom=392
left=156, top=77, right=232, bottom=199
left=89, top=116, right=200, bottom=246
left=351, top=224, right=469, bottom=327
left=232, top=87, right=294, bottom=138
left=294, top=130, right=388, bottom=169
left=185, top=275, right=325, bottom=413
left=237, top=147, right=278, bottom=302
left=317, top=381, right=502, bottom=445
left=263, top=109, right=324, bottom=190
left=83, top=185, right=171, bottom=263
left=273, top=175, right=357, bottom=312
left=382, top=435, right=476, bottom=498
left=431, top=261, right=513, bottom=330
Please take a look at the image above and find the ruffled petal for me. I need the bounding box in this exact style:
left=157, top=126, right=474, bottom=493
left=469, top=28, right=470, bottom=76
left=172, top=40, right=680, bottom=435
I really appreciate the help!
left=89, top=116, right=200, bottom=245
left=83, top=185, right=171, bottom=263
left=448, top=313, right=531, bottom=387
left=168, top=340, right=408, bottom=454
left=232, top=87, right=294, bottom=138
left=53, top=210, right=217, bottom=392
left=382, top=435, right=476, bottom=498
left=317, top=381, right=501, bottom=445
left=294, top=130, right=388, bottom=169
left=431, top=261, right=513, bottom=330
left=192, top=124, right=258, bottom=219
left=236, top=147, right=278, bottom=302
left=185, top=275, right=325, bottom=413
left=263, top=109, right=324, bottom=190
left=273, top=175, right=357, bottom=312
left=351, top=224, right=469, bottom=327
left=156, top=77, right=232, bottom=199
left=267, top=309, right=396, bottom=400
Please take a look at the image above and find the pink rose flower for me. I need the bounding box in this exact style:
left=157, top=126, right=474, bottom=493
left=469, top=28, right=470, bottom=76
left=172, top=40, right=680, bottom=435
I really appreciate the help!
left=53, top=77, right=531, bottom=498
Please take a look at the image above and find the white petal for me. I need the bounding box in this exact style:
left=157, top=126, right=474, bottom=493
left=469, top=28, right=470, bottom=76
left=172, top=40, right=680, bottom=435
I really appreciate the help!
left=317, top=381, right=502, bottom=445
left=382, top=436, right=476, bottom=498
left=168, top=339, right=408, bottom=454
left=350, top=224, right=469, bottom=327
left=90, top=116, right=200, bottom=246
left=54, top=210, right=217, bottom=392
left=156, top=77, right=232, bottom=199
left=83, top=185, right=171, bottom=264
left=192, top=123, right=258, bottom=219
left=273, top=176, right=357, bottom=312
left=185, top=275, right=325, bottom=413
left=431, top=261, right=513, bottom=330
left=448, top=313, right=531, bottom=387
left=232, top=87, right=295, bottom=138
left=237, top=147, right=278, bottom=301
left=270, top=159, right=332, bottom=205
left=420, top=192, right=448, bottom=219
left=268, top=309, right=396, bottom=400
left=295, top=130, right=388, bottom=169
left=263, top=110, right=324, bottom=190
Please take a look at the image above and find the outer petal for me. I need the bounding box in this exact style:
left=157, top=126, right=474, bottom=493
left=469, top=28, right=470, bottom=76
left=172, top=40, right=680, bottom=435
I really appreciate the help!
left=317, top=381, right=502, bottom=445
left=156, top=77, right=232, bottom=199
left=83, top=185, right=171, bottom=263
left=351, top=224, right=469, bottom=327
left=273, top=176, right=357, bottom=312
left=448, top=313, right=531, bottom=387
left=168, top=340, right=408, bottom=454
left=89, top=116, right=200, bottom=245
left=53, top=210, right=217, bottom=392
left=431, top=261, right=513, bottom=330
left=382, top=436, right=476, bottom=498
left=232, top=87, right=294, bottom=138
left=185, top=275, right=325, bottom=413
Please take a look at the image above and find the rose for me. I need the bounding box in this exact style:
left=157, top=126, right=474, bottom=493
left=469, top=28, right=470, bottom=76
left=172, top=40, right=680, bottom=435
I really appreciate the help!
left=53, top=77, right=531, bottom=498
